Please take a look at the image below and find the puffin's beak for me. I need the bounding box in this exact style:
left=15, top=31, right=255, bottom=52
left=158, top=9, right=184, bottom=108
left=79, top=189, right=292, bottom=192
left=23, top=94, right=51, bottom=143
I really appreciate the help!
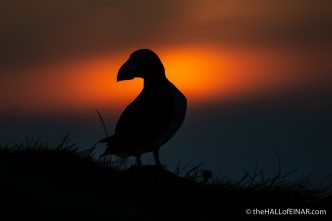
left=117, top=60, right=137, bottom=81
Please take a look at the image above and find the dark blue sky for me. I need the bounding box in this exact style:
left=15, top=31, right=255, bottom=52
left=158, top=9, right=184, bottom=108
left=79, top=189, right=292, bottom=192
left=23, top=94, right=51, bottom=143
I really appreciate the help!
left=2, top=89, right=331, bottom=186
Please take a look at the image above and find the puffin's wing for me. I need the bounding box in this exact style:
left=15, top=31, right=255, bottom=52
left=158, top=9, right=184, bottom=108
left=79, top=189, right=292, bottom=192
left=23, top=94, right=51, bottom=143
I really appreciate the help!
left=114, top=91, right=174, bottom=145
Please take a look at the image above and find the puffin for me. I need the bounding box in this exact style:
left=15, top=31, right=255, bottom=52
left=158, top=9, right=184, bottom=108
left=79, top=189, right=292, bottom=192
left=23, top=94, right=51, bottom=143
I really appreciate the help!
left=99, top=49, right=187, bottom=166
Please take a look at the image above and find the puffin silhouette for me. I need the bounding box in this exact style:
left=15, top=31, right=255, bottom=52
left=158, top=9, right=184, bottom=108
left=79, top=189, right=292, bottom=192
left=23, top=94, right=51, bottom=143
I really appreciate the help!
left=99, top=49, right=187, bottom=166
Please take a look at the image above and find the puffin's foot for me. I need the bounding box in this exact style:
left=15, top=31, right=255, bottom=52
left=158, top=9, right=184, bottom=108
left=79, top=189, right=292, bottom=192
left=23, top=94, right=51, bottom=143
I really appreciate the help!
left=153, top=150, right=162, bottom=168
left=136, top=155, right=142, bottom=167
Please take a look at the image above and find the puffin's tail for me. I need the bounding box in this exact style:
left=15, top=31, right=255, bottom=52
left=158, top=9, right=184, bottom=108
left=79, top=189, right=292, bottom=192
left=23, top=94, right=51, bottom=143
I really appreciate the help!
left=99, top=135, right=117, bottom=158
left=100, top=151, right=108, bottom=158
left=99, top=135, right=115, bottom=143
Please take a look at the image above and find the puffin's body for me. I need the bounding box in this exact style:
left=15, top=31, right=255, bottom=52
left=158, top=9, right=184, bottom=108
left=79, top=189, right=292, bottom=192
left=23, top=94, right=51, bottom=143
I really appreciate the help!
left=100, top=49, right=187, bottom=166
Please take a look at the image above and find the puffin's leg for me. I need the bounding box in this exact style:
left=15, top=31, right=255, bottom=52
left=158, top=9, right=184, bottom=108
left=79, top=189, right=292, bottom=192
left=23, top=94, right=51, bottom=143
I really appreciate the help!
left=136, top=155, right=142, bottom=167
left=153, top=149, right=161, bottom=167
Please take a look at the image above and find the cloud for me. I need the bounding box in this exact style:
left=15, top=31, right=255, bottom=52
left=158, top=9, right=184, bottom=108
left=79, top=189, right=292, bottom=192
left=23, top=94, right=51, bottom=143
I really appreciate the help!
left=0, top=0, right=183, bottom=68
left=0, top=0, right=331, bottom=69
left=177, top=0, right=332, bottom=47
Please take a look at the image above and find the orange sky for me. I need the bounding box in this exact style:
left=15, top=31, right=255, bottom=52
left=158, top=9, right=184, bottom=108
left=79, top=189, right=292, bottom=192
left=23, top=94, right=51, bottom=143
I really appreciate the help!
left=0, top=0, right=331, bottom=116
left=1, top=44, right=330, bottom=116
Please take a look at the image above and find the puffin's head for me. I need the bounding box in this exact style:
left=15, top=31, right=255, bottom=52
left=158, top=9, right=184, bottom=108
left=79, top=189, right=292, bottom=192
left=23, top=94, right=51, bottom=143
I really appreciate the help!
left=117, top=49, right=165, bottom=81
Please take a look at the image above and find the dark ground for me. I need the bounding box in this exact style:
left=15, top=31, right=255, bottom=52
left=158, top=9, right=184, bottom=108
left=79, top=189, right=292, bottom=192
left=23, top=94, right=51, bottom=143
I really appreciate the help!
left=0, top=140, right=330, bottom=221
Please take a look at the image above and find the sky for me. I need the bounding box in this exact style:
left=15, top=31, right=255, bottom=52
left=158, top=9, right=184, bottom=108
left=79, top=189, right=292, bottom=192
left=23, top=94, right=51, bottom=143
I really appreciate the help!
left=1, top=0, right=331, bottom=185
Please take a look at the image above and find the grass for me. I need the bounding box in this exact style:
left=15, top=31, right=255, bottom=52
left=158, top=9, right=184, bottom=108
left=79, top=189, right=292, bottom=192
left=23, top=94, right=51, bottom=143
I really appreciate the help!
left=0, top=137, right=330, bottom=220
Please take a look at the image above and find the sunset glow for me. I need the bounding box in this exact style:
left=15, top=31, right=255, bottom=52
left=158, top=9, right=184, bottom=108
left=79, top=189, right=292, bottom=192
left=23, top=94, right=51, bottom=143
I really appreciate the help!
left=1, top=45, right=328, bottom=116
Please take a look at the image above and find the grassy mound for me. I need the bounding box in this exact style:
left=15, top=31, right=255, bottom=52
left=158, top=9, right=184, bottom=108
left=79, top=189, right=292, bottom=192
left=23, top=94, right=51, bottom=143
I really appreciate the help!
left=0, top=139, right=330, bottom=220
